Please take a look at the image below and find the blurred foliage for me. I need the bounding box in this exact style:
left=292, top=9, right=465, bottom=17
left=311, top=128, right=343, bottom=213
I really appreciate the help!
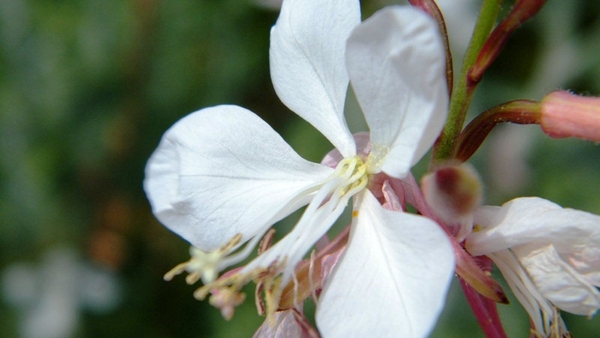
left=0, top=0, right=599, bottom=337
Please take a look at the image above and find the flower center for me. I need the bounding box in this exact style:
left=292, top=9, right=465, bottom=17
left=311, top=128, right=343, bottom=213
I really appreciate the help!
left=333, top=156, right=369, bottom=198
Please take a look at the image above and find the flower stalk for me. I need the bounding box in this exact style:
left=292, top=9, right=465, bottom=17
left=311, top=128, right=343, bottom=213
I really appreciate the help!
left=432, top=0, right=501, bottom=164
left=456, top=100, right=541, bottom=162
left=459, top=273, right=508, bottom=338
left=468, top=0, right=547, bottom=85
left=277, top=225, right=350, bottom=310
left=403, top=171, right=508, bottom=304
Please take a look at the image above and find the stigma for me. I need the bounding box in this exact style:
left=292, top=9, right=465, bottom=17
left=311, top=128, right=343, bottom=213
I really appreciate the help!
left=333, top=156, right=369, bottom=198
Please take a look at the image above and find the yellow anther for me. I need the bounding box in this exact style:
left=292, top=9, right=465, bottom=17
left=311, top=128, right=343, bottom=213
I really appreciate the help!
left=335, top=156, right=369, bottom=197
left=163, top=233, right=243, bottom=284
left=184, top=257, right=288, bottom=323
left=366, top=144, right=390, bottom=173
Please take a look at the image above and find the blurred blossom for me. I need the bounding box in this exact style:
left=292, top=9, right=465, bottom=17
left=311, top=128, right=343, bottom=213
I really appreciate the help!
left=1, top=247, right=121, bottom=338
left=0, top=0, right=30, bottom=53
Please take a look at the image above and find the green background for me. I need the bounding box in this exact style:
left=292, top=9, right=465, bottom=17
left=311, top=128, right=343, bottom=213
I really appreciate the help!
left=0, top=0, right=599, bottom=337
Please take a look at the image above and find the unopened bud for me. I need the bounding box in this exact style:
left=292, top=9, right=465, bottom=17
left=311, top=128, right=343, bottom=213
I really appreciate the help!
left=541, top=91, right=600, bottom=142
left=422, top=163, right=482, bottom=241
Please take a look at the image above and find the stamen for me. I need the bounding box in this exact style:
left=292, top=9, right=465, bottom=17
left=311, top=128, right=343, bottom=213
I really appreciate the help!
left=336, top=156, right=369, bottom=196
left=258, top=229, right=276, bottom=254
left=163, top=233, right=243, bottom=284
left=264, top=275, right=283, bottom=326
left=194, top=155, right=371, bottom=321
left=219, top=232, right=264, bottom=269
left=245, top=156, right=369, bottom=290
left=489, top=250, right=556, bottom=336
left=182, top=258, right=289, bottom=322
left=209, top=287, right=246, bottom=320
left=255, top=229, right=277, bottom=315
left=548, top=307, right=571, bottom=338
left=366, top=144, right=390, bottom=173
left=308, top=250, right=318, bottom=303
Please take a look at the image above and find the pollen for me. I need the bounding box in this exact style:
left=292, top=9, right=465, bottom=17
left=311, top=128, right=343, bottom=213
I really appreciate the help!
left=191, top=259, right=287, bottom=322
left=366, top=144, right=390, bottom=173
left=163, top=233, right=242, bottom=285
left=352, top=210, right=359, bottom=217
left=334, top=156, right=369, bottom=197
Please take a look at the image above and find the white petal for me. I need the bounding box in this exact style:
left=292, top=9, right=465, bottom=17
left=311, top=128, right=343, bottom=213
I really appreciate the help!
left=347, top=6, right=448, bottom=177
left=270, top=0, right=360, bottom=157
left=487, top=250, right=552, bottom=333
left=467, top=197, right=600, bottom=257
left=316, top=191, right=454, bottom=338
left=242, top=175, right=351, bottom=284
left=515, top=243, right=600, bottom=316
left=144, top=105, right=332, bottom=250
left=567, top=245, right=600, bottom=287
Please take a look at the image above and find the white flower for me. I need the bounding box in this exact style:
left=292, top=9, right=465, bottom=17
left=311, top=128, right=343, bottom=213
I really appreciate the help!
left=144, top=1, right=454, bottom=337
left=466, top=197, right=600, bottom=336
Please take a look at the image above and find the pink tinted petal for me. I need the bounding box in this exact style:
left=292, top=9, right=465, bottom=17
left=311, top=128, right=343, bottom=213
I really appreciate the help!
left=253, top=308, right=318, bottom=338
left=515, top=244, right=600, bottom=316
left=321, top=132, right=370, bottom=168
left=381, top=180, right=403, bottom=211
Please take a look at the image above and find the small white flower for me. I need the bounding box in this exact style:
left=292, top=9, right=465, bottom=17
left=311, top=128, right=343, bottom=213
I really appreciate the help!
left=2, top=247, right=121, bottom=338
left=145, top=1, right=454, bottom=336
left=466, top=197, right=600, bottom=336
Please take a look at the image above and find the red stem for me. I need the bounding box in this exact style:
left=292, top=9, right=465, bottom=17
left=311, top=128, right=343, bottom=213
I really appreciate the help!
left=468, top=0, right=547, bottom=87
left=456, top=100, right=541, bottom=161
left=408, top=0, right=453, bottom=96
left=459, top=272, right=508, bottom=338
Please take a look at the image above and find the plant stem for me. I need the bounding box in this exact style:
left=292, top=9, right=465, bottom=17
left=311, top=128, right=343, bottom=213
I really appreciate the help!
left=431, top=0, right=501, bottom=165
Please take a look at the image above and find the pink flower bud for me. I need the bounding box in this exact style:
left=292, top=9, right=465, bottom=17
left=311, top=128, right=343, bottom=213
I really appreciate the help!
left=422, top=163, right=482, bottom=241
left=541, top=91, right=600, bottom=142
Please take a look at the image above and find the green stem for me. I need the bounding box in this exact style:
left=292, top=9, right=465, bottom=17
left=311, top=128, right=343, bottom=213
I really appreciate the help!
left=431, top=0, right=501, bottom=165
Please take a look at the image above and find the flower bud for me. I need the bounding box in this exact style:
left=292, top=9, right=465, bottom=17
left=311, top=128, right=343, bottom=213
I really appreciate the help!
left=540, top=90, right=600, bottom=142
left=422, top=163, right=482, bottom=241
